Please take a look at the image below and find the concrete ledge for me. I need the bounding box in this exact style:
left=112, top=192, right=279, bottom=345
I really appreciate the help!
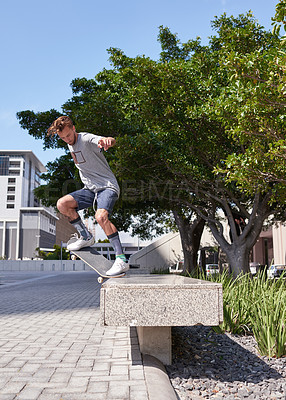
left=100, top=275, right=223, bottom=326
left=100, top=275, right=223, bottom=365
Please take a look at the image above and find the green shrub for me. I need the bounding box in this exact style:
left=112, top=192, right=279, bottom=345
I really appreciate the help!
left=249, top=275, right=286, bottom=358
left=203, top=270, right=286, bottom=358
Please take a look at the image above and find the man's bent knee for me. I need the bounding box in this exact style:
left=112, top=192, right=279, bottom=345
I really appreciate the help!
left=56, top=197, right=65, bottom=213
left=95, top=209, right=109, bottom=226
left=57, top=195, right=77, bottom=216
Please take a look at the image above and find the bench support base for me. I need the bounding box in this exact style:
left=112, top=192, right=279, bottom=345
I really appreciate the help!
left=136, top=326, right=172, bottom=365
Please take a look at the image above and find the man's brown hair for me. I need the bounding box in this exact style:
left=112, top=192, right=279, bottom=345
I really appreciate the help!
left=47, top=116, right=74, bottom=136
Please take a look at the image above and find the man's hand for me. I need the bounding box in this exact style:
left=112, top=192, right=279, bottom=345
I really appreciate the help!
left=98, top=137, right=116, bottom=151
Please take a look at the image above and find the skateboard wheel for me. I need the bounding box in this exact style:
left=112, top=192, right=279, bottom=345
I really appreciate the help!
left=98, top=277, right=104, bottom=284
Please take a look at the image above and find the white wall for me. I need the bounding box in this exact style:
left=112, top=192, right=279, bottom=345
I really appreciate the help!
left=0, top=260, right=89, bottom=272
left=129, top=231, right=182, bottom=272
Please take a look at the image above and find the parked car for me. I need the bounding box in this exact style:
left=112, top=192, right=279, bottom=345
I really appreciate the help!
left=206, top=264, right=219, bottom=276
left=267, top=264, right=286, bottom=279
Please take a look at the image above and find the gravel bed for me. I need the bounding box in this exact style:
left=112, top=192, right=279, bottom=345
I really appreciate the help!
left=166, top=326, right=286, bottom=400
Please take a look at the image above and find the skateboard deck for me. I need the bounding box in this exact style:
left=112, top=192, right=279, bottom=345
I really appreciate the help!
left=70, top=247, right=125, bottom=283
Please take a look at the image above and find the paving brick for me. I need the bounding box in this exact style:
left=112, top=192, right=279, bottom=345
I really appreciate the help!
left=129, top=367, right=145, bottom=380
left=27, top=382, right=63, bottom=391
left=0, top=356, right=15, bottom=366
left=0, top=394, right=17, bottom=400
left=96, top=348, right=114, bottom=358
left=112, top=349, right=129, bottom=359
left=60, top=385, right=87, bottom=394
left=9, top=374, right=34, bottom=383
left=92, top=361, right=111, bottom=372
left=76, top=358, right=94, bottom=368
left=89, top=374, right=130, bottom=383
left=37, top=394, right=63, bottom=400
left=130, top=388, right=149, bottom=400
left=49, top=371, right=71, bottom=383
left=7, top=359, right=27, bottom=368
left=110, top=364, right=129, bottom=376
left=87, top=380, right=109, bottom=393
left=61, top=394, right=106, bottom=400
left=32, top=367, right=55, bottom=381
left=68, top=376, right=89, bottom=387
left=1, top=381, right=26, bottom=394
left=20, top=363, right=42, bottom=373
left=0, top=376, right=11, bottom=387
left=108, top=381, right=130, bottom=399
left=17, top=386, right=43, bottom=400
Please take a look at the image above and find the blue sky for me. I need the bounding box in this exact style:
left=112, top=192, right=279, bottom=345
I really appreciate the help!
left=0, top=0, right=279, bottom=166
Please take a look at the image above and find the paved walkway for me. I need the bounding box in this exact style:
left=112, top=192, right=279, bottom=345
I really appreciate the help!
left=0, top=272, right=149, bottom=400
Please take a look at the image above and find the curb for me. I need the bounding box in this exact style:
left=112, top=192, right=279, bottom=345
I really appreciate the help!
left=142, top=354, right=178, bottom=400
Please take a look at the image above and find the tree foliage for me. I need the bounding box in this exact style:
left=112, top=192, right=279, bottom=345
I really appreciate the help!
left=212, top=11, right=286, bottom=203
left=272, top=0, right=286, bottom=39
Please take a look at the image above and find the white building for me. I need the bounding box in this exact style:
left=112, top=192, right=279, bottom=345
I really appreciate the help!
left=0, top=150, right=58, bottom=259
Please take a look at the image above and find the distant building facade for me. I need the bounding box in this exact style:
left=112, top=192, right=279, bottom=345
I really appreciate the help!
left=0, top=150, right=58, bottom=259
left=55, top=213, right=76, bottom=246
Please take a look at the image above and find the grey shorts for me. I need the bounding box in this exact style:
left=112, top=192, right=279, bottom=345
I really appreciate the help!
left=69, top=188, right=119, bottom=214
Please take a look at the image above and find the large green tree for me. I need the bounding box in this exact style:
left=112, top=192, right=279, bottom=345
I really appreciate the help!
left=17, top=9, right=283, bottom=276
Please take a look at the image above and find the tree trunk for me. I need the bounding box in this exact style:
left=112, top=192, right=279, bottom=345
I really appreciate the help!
left=173, top=210, right=205, bottom=274
left=207, top=227, right=253, bottom=277
left=207, top=194, right=271, bottom=278
left=225, top=243, right=250, bottom=277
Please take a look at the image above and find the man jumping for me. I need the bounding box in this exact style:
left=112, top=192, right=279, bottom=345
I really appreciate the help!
left=48, top=115, right=129, bottom=277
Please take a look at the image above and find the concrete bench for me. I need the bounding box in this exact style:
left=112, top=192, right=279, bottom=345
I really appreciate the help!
left=100, top=274, right=223, bottom=365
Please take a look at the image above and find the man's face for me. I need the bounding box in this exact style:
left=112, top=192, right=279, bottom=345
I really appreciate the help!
left=58, top=125, right=77, bottom=145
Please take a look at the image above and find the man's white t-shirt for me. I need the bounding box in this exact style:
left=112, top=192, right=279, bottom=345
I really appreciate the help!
left=68, top=132, right=120, bottom=195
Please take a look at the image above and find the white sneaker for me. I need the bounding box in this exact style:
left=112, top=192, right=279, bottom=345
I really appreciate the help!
left=106, top=258, right=129, bottom=276
left=67, top=233, right=95, bottom=251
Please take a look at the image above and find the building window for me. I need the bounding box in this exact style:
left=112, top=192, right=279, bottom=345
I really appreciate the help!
left=9, top=161, right=21, bottom=168
left=0, top=156, right=9, bottom=176
left=7, top=195, right=15, bottom=201
left=35, top=168, right=41, bottom=185
left=6, top=204, right=15, bottom=209
left=7, top=186, right=15, bottom=193
left=9, top=170, right=20, bottom=176
left=8, top=178, right=16, bottom=184
left=9, top=161, right=21, bottom=177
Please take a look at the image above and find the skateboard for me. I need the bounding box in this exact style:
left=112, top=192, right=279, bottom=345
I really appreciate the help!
left=70, top=246, right=126, bottom=283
